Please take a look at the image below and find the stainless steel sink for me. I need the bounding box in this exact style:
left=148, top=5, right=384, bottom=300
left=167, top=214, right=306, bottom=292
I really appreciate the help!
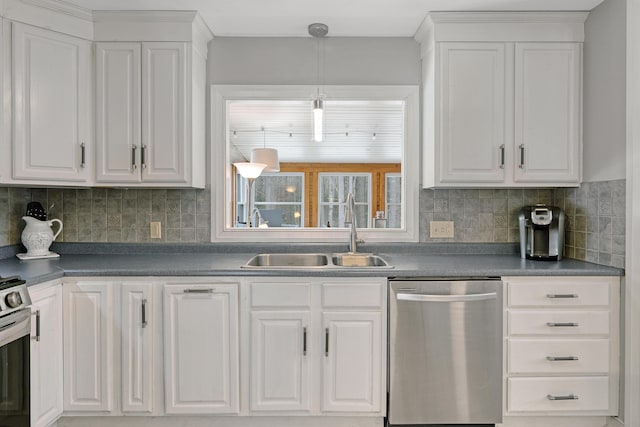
left=241, top=252, right=392, bottom=269
left=242, top=253, right=330, bottom=268
left=331, top=253, right=392, bottom=268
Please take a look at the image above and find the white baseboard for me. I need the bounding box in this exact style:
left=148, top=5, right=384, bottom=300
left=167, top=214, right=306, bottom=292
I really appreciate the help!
left=57, top=416, right=384, bottom=427
left=498, top=416, right=609, bottom=427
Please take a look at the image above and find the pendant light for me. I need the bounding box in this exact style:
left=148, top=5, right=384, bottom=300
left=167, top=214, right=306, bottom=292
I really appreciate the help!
left=250, top=127, right=280, bottom=172
left=309, top=23, right=328, bottom=142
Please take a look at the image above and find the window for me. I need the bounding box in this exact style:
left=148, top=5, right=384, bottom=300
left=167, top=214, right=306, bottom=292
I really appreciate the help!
left=318, top=173, right=371, bottom=228
left=385, top=173, right=402, bottom=228
left=253, top=173, right=304, bottom=227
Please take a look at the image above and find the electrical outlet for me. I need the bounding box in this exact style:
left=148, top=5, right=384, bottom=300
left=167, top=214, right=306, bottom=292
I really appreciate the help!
left=430, top=221, right=454, bottom=239
left=150, top=221, right=162, bottom=239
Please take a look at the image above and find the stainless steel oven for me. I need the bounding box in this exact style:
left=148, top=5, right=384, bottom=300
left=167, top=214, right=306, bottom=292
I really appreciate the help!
left=0, top=276, right=32, bottom=427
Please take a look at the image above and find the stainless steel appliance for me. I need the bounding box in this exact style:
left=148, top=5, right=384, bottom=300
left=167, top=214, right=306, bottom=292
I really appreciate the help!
left=518, top=204, right=565, bottom=260
left=0, top=275, right=32, bottom=427
left=388, top=278, right=502, bottom=426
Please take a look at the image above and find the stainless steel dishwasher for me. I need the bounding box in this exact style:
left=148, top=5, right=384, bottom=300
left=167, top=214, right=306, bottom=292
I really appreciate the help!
left=388, top=278, right=502, bottom=426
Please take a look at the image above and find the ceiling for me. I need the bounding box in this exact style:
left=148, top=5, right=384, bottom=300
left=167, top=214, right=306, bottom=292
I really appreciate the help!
left=228, top=100, right=404, bottom=164
left=65, top=0, right=605, bottom=37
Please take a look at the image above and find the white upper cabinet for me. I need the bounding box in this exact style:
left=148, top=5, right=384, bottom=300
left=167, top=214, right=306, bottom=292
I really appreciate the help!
left=10, top=22, right=92, bottom=184
left=513, top=43, right=582, bottom=184
left=94, top=12, right=211, bottom=188
left=95, top=43, right=142, bottom=183
left=437, top=42, right=507, bottom=184
left=419, top=12, right=587, bottom=188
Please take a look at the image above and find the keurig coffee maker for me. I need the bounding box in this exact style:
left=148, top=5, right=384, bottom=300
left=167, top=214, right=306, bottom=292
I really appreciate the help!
left=518, top=204, right=566, bottom=260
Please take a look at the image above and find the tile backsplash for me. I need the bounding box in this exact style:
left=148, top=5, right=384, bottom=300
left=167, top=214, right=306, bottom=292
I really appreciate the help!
left=0, top=180, right=625, bottom=269
left=0, top=188, right=211, bottom=245
left=554, top=179, right=625, bottom=269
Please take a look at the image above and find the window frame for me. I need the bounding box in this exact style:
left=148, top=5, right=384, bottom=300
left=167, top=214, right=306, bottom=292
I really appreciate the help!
left=211, top=84, right=420, bottom=243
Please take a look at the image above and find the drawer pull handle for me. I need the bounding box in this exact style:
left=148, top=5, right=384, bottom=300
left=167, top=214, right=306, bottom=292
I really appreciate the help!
left=547, top=394, right=579, bottom=401
left=547, top=322, right=579, bottom=327
left=183, top=289, right=214, bottom=294
left=546, top=356, right=579, bottom=361
left=546, top=293, right=578, bottom=299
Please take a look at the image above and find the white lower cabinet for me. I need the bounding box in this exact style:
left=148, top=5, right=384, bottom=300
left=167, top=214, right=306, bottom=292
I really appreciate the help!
left=163, top=281, right=239, bottom=414
left=503, top=276, right=620, bottom=417
left=120, top=283, right=154, bottom=413
left=62, top=279, right=157, bottom=416
left=29, top=280, right=63, bottom=427
left=63, top=281, right=114, bottom=412
left=250, top=311, right=312, bottom=412
left=321, top=312, right=382, bottom=413
left=244, top=277, right=386, bottom=416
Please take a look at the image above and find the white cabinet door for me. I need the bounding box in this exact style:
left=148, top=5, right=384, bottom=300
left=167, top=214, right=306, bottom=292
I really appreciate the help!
left=250, top=311, right=312, bottom=412
left=164, top=283, right=239, bottom=414
left=514, top=43, right=581, bottom=184
left=63, top=282, right=113, bottom=412
left=142, top=42, right=188, bottom=183
left=12, top=22, right=91, bottom=183
left=321, top=312, right=382, bottom=413
left=95, top=43, right=142, bottom=183
left=438, top=42, right=507, bottom=184
left=30, top=281, right=63, bottom=427
left=121, top=283, right=153, bottom=413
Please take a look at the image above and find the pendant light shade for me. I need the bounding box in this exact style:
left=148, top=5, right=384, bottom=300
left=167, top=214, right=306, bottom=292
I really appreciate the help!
left=313, top=98, right=324, bottom=142
left=233, top=162, right=266, bottom=179
left=251, top=148, right=280, bottom=172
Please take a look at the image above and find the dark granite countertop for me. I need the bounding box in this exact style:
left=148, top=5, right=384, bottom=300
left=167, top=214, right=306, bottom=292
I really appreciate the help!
left=0, top=243, right=623, bottom=286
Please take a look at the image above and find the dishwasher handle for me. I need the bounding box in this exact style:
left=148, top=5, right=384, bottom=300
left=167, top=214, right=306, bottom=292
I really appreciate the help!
left=396, top=292, right=497, bottom=303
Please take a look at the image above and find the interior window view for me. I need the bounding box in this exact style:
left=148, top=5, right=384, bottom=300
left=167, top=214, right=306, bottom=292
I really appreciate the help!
left=0, top=1, right=638, bottom=427
left=228, top=99, right=403, bottom=230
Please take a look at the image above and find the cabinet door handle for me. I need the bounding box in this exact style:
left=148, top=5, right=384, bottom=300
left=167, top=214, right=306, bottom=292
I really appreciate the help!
left=546, top=293, right=579, bottom=299
left=547, top=322, right=579, bottom=327
left=141, top=298, right=147, bottom=328
left=499, top=144, right=505, bottom=169
left=183, top=288, right=214, bottom=294
left=325, top=327, right=329, bottom=357
left=547, top=394, right=579, bottom=401
left=303, top=327, right=307, bottom=356
left=141, top=145, right=147, bottom=169
left=132, top=145, right=138, bottom=171
left=80, top=142, right=86, bottom=168
left=546, top=356, right=579, bottom=361
left=32, top=310, right=40, bottom=342
left=518, top=144, right=525, bottom=168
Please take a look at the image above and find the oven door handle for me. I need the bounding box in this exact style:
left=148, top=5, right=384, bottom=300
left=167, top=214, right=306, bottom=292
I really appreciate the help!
left=0, top=309, right=31, bottom=348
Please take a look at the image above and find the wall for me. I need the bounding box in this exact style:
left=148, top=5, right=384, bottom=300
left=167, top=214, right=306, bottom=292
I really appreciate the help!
left=583, top=0, right=627, bottom=182
left=207, top=37, right=422, bottom=85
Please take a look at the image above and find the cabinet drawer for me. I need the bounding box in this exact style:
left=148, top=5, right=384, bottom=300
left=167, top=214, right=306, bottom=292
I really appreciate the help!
left=509, top=339, right=609, bottom=374
left=508, top=377, right=610, bottom=413
left=507, top=279, right=611, bottom=307
left=322, top=283, right=383, bottom=308
left=508, top=310, right=610, bottom=336
left=251, top=282, right=311, bottom=308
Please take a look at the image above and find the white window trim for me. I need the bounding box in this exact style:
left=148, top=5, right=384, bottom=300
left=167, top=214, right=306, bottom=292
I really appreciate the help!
left=210, top=84, right=420, bottom=243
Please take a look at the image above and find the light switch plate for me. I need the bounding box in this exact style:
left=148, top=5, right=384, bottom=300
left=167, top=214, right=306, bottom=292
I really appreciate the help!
left=430, top=221, right=454, bottom=238
left=150, top=221, right=162, bottom=239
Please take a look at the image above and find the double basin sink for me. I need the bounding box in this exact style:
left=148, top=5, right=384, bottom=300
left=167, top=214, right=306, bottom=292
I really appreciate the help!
left=242, top=253, right=392, bottom=269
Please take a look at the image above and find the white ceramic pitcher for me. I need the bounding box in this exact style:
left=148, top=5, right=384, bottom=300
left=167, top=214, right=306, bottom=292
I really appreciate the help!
left=21, top=216, right=63, bottom=257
